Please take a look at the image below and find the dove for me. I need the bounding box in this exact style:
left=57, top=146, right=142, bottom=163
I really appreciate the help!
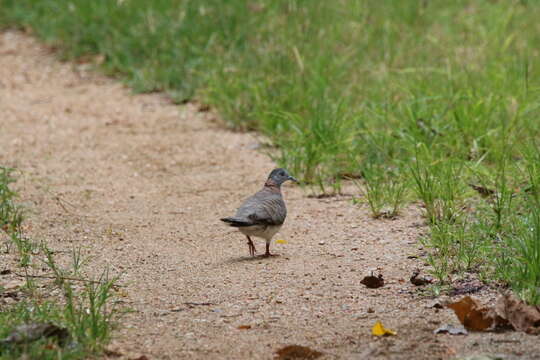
left=221, top=168, right=297, bottom=257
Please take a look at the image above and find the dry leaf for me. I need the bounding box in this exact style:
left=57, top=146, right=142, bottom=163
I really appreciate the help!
left=450, top=279, right=485, bottom=296
left=448, top=293, right=540, bottom=334
left=495, top=293, right=540, bottom=334
left=0, top=323, right=69, bottom=345
left=275, top=345, right=323, bottom=359
left=104, top=348, right=123, bottom=357
left=469, top=183, right=496, bottom=197
left=434, top=324, right=468, bottom=335
left=237, top=325, right=251, bottom=330
left=447, top=296, right=494, bottom=331
left=276, top=239, right=288, bottom=244
left=371, top=321, right=396, bottom=336
left=410, top=269, right=433, bottom=286
left=361, top=273, right=384, bottom=289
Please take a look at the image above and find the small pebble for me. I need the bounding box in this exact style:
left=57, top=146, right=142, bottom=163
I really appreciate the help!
left=318, top=240, right=325, bottom=245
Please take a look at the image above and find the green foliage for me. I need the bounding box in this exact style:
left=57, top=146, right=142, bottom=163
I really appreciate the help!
left=0, top=169, right=117, bottom=359
left=355, top=163, right=408, bottom=219
left=0, top=167, right=35, bottom=266
left=2, top=0, right=540, bottom=303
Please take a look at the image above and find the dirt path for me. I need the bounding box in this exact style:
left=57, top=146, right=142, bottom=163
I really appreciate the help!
left=1, top=30, right=539, bottom=359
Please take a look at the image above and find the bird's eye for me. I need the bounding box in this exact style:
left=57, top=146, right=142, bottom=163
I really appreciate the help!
left=279, top=171, right=285, bottom=176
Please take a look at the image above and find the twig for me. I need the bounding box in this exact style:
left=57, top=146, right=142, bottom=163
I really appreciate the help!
left=183, top=302, right=215, bottom=307
left=12, top=272, right=121, bottom=286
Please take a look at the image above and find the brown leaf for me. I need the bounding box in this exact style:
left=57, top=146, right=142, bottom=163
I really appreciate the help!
left=0, top=323, right=69, bottom=345
left=237, top=325, right=252, bottom=330
left=360, top=273, right=384, bottom=289
left=197, top=103, right=211, bottom=112
left=469, top=183, right=496, bottom=197
left=434, top=324, right=468, bottom=335
left=450, top=279, right=485, bottom=296
left=447, top=296, right=494, bottom=331
left=410, top=269, right=433, bottom=286
left=495, top=293, right=540, bottom=334
left=104, top=349, right=123, bottom=357
left=275, top=345, right=323, bottom=360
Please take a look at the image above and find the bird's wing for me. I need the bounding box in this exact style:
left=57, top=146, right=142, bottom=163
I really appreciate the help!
left=234, top=188, right=287, bottom=226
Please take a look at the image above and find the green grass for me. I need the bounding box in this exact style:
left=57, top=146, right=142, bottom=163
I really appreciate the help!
left=0, top=167, right=117, bottom=359
left=1, top=1, right=540, bottom=303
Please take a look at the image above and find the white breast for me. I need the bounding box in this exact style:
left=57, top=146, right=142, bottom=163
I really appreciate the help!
left=239, top=224, right=282, bottom=241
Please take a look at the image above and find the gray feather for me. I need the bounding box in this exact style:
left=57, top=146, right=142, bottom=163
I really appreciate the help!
left=231, top=187, right=287, bottom=226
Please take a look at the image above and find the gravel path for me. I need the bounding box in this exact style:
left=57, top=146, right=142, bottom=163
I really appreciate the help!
left=1, top=30, right=539, bottom=359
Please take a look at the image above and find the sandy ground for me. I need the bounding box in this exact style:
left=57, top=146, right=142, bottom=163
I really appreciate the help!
left=1, top=30, right=539, bottom=359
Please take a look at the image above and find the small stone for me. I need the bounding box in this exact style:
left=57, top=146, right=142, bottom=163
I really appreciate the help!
left=318, top=241, right=325, bottom=245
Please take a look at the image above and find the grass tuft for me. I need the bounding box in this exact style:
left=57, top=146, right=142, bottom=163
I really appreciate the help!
left=0, top=168, right=118, bottom=359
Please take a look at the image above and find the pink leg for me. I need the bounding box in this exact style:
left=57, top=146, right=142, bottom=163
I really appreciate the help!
left=246, top=236, right=256, bottom=256
left=263, top=242, right=271, bottom=257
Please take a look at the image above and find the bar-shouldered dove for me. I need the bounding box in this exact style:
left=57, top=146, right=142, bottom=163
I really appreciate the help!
left=221, top=168, right=297, bottom=257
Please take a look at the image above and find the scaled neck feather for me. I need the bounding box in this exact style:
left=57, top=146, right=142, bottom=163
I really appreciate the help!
left=264, top=179, right=281, bottom=193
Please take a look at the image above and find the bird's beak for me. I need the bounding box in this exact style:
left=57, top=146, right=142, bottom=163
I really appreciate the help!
left=288, top=175, right=299, bottom=183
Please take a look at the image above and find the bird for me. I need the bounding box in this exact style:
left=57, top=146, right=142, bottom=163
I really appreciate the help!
left=221, top=168, right=298, bottom=257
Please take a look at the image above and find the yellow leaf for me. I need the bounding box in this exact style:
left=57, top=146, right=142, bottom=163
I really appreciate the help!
left=276, top=239, right=288, bottom=244
left=372, top=321, right=396, bottom=336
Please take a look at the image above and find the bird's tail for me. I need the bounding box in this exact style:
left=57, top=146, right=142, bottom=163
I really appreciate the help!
left=220, top=217, right=252, bottom=227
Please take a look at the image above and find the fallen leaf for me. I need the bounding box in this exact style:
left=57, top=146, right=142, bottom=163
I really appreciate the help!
left=183, top=301, right=214, bottom=307
left=360, top=273, right=384, bottom=289
left=1, top=291, right=18, bottom=299
left=495, top=293, right=540, bottom=334
left=434, top=324, right=468, bottom=335
left=104, top=348, right=123, bottom=357
left=0, top=269, right=11, bottom=275
left=450, top=279, right=485, bottom=296
left=447, top=296, right=494, bottom=331
left=275, top=345, right=323, bottom=359
left=0, top=323, right=69, bottom=345
left=371, top=321, right=396, bottom=336
left=276, top=239, right=288, bottom=244
left=197, top=103, right=211, bottom=112
left=410, top=269, right=433, bottom=286
left=237, top=325, right=251, bottom=330
left=469, top=183, right=496, bottom=197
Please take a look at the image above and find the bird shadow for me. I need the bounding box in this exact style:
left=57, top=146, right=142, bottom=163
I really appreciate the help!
left=223, top=254, right=284, bottom=265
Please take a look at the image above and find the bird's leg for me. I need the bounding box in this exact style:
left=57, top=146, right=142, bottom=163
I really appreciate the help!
left=264, top=241, right=271, bottom=257
left=246, top=236, right=256, bottom=257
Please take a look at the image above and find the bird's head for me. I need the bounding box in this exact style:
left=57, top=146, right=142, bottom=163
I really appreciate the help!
left=266, top=168, right=298, bottom=187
